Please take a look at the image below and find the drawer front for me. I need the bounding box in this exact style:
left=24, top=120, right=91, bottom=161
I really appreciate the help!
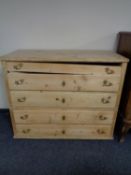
left=6, top=62, right=121, bottom=76
left=10, top=91, right=117, bottom=108
left=15, top=124, right=112, bottom=139
left=13, top=109, right=114, bottom=124
left=8, top=72, right=120, bottom=92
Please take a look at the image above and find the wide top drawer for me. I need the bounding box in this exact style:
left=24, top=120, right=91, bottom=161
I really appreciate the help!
left=6, top=62, right=121, bottom=76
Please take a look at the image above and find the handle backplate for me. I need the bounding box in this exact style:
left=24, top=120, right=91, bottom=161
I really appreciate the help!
left=13, top=63, right=23, bottom=70
left=103, top=80, right=113, bottom=87
left=17, top=97, right=26, bottom=102
left=105, top=67, right=114, bottom=74
left=22, top=129, right=31, bottom=134
left=15, top=79, right=24, bottom=85
left=20, top=114, right=28, bottom=120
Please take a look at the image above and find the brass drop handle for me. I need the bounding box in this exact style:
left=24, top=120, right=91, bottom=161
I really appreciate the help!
left=17, top=97, right=26, bottom=102
left=101, top=96, right=111, bottom=104
left=15, top=79, right=24, bottom=85
left=22, top=129, right=31, bottom=134
left=13, top=63, right=23, bottom=70
left=62, top=98, right=66, bottom=103
left=97, top=129, right=105, bottom=134
left=62, top=130, right=66, bottom=134
left=105, top=67, right=114, bottom=74
left=62, top=81, right=66, bottom=86
left=62, top=115, right=66, bottom=120
left=103, top=80, right=113, bottom=87
left=99, top=115, right=107, bottom=120
left=20, top=114, right=28, bottom=120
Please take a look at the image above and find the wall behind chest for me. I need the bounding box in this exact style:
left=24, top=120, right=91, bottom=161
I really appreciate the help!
left=0, top=0, right=131, bottom=108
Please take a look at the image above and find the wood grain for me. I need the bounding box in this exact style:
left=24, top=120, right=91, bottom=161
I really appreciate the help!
left=1, top=50, right=128, bottom=63
left=1, top=50, right=128, bottom=139
left=10, top=91, right=117, bottom=108
left=15, top=124, right=112, bottom=139
left=13, top=109, right=114, bottom=124
left=6, top=62, right=122, bottom=76
left=7, top=72, right=120, bottom=92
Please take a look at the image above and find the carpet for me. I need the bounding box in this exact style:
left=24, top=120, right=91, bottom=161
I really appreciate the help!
left=0, top=112, right=131, bottom=175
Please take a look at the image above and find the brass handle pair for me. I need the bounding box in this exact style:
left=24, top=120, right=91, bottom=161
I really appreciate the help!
left=17, top=97, right=26, bottom=102
left=97, top=129, right=105, bottom=134
left=15, top=79, right=24, bottom=85
left=55, top=98, right=66, bottom=103
left=103, top=80, right=113, bottom=87
left=105, top=67, right=114, bottom=74
left=13, top=63, right=23, bottom=70
left=101, top=96, right=111, bottom=104
left=22, top=129, right=31, bottom=134
left=99, top=115, right=107, bottom=120
left=20, top=114, right=28, bottom=120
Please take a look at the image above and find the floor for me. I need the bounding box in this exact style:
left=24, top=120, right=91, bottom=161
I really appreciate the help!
left=0, top=112, right=131, bottom=175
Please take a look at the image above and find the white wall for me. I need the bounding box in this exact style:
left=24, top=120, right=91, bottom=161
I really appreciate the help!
left=0, top=0, right=131, bottom=108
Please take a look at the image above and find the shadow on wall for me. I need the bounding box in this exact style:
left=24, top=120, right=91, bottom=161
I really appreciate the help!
left=0, top=63, right=8, bottom=108
left=77, top=33, right=118, bottom=51
left=0, top=33, right=119, bottom=54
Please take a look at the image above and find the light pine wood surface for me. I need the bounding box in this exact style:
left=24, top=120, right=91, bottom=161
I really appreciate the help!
left=13, top=109, right=114, bottom=124
left=10, top=91, right=117, bottom=108
left=15, top=124, right=112, bottom=139
left=6, top=62, right=121, bottom=75
left=7, top=72, right=120, bottom=92
left=0, top=50, right=128, bottom=63
left=1, top=50, right=128, bottom=139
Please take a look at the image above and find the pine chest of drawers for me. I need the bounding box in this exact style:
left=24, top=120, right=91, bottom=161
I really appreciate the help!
left=1, top=50, right=129, bottom=139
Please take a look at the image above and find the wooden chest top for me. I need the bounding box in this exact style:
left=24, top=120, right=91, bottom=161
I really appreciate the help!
left=0, top=50, right=128, bottom=63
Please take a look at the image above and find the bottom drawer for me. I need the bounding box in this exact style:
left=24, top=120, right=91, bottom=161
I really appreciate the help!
left=15, top=124, right=112, bottom=139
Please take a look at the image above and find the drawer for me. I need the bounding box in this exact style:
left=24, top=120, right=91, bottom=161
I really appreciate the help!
left=13, top=109, right=114, bottom=124
left=8, top=72, right=120, bottom=92
left=15, top=124, right=112, bottom=139
left=10, top=91, right=117, bottom=108
left=6, top=62, right=121, bottom=76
